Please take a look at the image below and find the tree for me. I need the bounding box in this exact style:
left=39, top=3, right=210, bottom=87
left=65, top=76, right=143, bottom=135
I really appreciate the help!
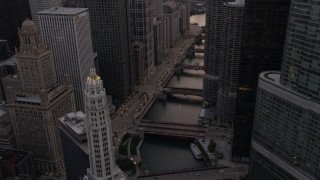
left=208, top=139, right=217, bottom=153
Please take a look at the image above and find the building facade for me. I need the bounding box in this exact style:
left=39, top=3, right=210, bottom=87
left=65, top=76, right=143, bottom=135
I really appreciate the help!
left=203, top=0, right=224, bottom=105
left=78, top=0, right=133, bottom=104
left=39, top=7, right=95, bottom=111
left=150, top=0, right=163, bottom=18
left=28, top=0, right=62, bottom=26
left=216, top=0, right=244, bottom=127
left=84, top=69, right=126, bottom=180
left=232, top=0, right=290, bottom=162
left=2, top=74, right=21, bottom=94
left=59, top=111, right=89, bottom=180
left=163, top=1, right=181, bottom=47
left=0, top=147, right=35, bottom=179
left=249, top=0, right=320, bottom=179
left=6, top=19, right=76, bottom=178
left=0, top=108, right=16, bottom=149
left=129, top=0, right=155, bottom=74
left=133, top=42, right=145, bottom=84
left=0, top=0, right=31, bottom=51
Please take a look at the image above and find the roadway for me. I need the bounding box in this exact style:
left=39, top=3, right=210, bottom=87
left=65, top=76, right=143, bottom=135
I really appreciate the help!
left=111, top=25, right=203, bottom=132
left=134, top=167, right=248, bottom=180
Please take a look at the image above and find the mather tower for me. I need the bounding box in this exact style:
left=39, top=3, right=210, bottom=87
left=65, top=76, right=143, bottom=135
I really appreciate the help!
left=6, top=19, right=75, bottom=178
left=84, top=69, right=126, bottom=180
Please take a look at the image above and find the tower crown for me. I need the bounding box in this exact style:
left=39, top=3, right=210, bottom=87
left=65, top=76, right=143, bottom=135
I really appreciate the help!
left=85, top=68, right=104, bottom=96
left=18, top=18, right=47, bottom=55
left=21, top=18, right=38, bottom=33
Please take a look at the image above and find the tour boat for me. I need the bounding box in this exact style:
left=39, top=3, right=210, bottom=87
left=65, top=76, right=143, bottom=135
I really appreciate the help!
left=190, top=143, right=202, bottom=159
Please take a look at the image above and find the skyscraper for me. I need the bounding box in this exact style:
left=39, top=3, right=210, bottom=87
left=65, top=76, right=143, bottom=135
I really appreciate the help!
left=84, top=69, right=126, bottom=180
left=203, top=0, right=224, bottom=105
left=216, top=0, right=245, bottom=126
left=249, top=0, right=320, bottom=179
left=0, top=108, right=16, bottom=149
left=28, top=0, right=62, bottom=26
left=129, top=0, right=155, bottom=74
left=39, top=7, right=95, bottom=111
left=232, top=0, right=290, bottom=162
left=163, top=1, right=182, bottom=47
left=78, top=0, right=132, bottom=104
left=150, top=0, right=163, bottom=18
left=0, top=0, right=31, bottom=50
left=6, top=19, right=75, bottom=177
left=59, top=111, right=89, bottom=180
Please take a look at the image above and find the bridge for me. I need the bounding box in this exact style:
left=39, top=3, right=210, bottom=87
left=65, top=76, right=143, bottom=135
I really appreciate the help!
left=187, top=47, right=204, bottom=57
left=161, top=87, right=203, bottom=97
left=173, top=63, right=204, bottom=74
left=176, top=63, right=204, bottom=71
left=195, top=34, right=206, bottom=40
left=137, top=120, right=207, bottom=138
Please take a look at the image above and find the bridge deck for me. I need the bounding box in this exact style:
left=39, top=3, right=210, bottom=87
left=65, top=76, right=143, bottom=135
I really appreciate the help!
left=137, top=120, right=207, bottom=138
left=162, top=87, right=203, bottom=97
left=139, top=121, right=207, bottom=132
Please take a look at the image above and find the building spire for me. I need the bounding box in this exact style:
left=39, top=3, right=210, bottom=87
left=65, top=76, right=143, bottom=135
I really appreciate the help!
left=84, top=68, right=126, bottom=180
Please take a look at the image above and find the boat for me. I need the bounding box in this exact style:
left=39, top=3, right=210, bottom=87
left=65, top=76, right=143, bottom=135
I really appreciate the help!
left=190, top=143, right=202, bottom=159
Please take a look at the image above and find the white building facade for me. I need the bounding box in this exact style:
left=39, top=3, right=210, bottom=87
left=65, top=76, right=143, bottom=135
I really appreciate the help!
left=39, top=7, right=95, bottom=111
left=84, top=68, right=126, bottom=180
left=28, top=0, right=62, bottom=26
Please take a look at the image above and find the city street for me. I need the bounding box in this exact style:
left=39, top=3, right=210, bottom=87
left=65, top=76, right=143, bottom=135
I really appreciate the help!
left=134, top=167, right=247, bottom=180
left=111, top=25, right=203, bottom=132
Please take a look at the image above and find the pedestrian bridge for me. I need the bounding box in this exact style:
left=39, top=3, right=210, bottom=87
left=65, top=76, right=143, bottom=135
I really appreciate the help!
left=137, top=120, right=207, bottom=138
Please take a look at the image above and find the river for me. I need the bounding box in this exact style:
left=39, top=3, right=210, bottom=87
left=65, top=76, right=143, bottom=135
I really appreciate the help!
left=140, top=14, right=207, bottom=173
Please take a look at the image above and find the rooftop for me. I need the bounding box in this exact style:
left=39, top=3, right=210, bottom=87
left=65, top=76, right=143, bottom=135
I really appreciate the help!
left=39, top=7, right=88, bottom=15
left=0, top=147, right=31, bottom=166
left=14, top=83, right=69, bottom=105
left=59, top=111, right=87, bottom=136
left=225, top=0, right=245, bottom=7
left=0, top=55, right=17, bottom=67
left=0, top=108, right=6, bottom=117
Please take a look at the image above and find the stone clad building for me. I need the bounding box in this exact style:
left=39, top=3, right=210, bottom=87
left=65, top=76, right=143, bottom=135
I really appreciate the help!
left=6, top=19, right=75, bottom=178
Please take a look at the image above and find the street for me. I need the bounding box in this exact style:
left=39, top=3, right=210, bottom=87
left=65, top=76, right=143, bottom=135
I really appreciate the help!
left=111, top=25, right=203, bottom=132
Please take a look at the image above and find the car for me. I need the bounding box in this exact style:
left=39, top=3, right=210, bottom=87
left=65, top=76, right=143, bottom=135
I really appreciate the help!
left=219, top=170, right=224, bottom=174
left=195, top=173, right=200, bottom=176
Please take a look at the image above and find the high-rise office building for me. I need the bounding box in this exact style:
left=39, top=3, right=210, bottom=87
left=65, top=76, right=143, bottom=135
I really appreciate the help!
left=59, top=111, right=89, bottom=180
left=217, top=0, right=245, bottom=126
left=0, top=0, right=31, bottom=50
left=0, top=108, right=16, bottom=149
left=203, top=0, right=224, bottom=105
left=232, top=0, right=290, bottom=162
left=129, top=0, right=155, bottom=74
left=78, top=0, right=132, bottom=104
left=84, top=69, right=126, bottom=180
left=28, top=0, right=62, bottom=26
left=249, top=0, right=320, bottom=179
left=133, top=42, right=145, bottom=84
left=6, top=19, right=75, bottom=177
left=163, top=1, right=182, bottom=47
left=39, top=7, right=95, bottom=111
left=150, top=0, right=163, bottom=18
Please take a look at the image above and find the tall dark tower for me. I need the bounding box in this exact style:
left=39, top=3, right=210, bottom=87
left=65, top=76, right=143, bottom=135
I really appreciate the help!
left=249, top=0, right=320, bottom=179
left=78, top=0, right=133, bottom=104
left=0, top=0, right=31, bottom=51
left=203, top=0, right=224, bottom=105
left=232, top=0, right=291, bottom=162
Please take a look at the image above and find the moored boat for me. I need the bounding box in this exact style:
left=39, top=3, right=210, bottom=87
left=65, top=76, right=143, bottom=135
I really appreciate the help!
left=190, top=143, right=202, bottom=159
